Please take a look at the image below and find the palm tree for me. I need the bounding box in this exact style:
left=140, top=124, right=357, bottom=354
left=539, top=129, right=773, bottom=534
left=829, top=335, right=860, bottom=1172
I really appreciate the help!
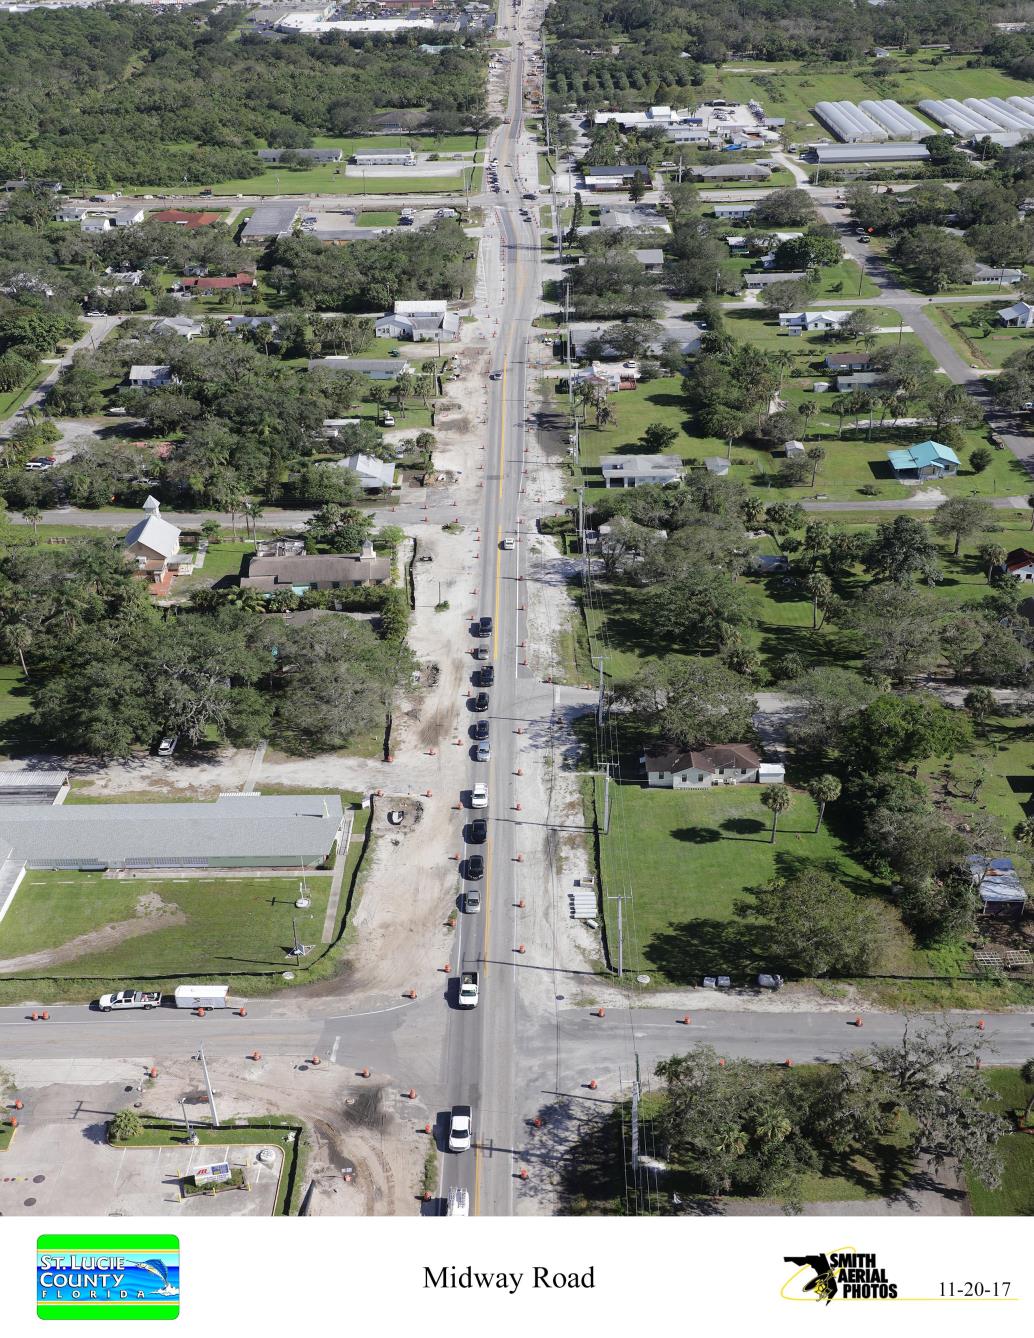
left=1028, top=493, right=1034, bottom=531
left=761, top=784, right=792, bottom=843
left=803, top=572, right=832, bottom=630
left=594, top=398, right=615, bottom=428
left=1, top=622, right=32, bottom=676
left=980, top=543, right=1007, bottom=582
left=1015, top=816, right=1034, bottom=851
left=797, top=400, right=818, bottom=439
left=753, top=1111, right=792, bottom=1144
left=807, top=774, right=841, bottom=832
left=830, top=394, right=851, bottom=439
left=714, top=1125, right=748, bottom=1158
left=21, top=505, right=41, bottom=541
left=806, top=446, right=825, bottom=486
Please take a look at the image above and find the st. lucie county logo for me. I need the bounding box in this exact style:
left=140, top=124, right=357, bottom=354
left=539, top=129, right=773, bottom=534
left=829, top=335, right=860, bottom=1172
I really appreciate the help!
left=37, top=1234, right=179, bottom=1321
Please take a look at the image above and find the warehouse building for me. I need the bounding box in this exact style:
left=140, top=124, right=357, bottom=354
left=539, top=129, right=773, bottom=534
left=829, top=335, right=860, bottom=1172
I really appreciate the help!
left=919, top=95, right=1034, bottom=139
left=241, top=202, right=301, bottom=243
left=0, top=793, right=344, bottom=870
left=814, top=99, right=934, bottom=142
left=814, top=143, right=930, bottom=164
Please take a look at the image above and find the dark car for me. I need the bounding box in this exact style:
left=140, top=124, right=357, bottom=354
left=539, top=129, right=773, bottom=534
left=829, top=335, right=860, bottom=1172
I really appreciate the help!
left=480, top=665, right=495, bottom=687
left=474, top=692, right=490, bottom=712
left=474, top=720, right=489, bottom=741
left=466, top=854, right=485, bottom=880
left=479, top=615, right=493, bottom=636
left=468, top=818, right=488, bottom=844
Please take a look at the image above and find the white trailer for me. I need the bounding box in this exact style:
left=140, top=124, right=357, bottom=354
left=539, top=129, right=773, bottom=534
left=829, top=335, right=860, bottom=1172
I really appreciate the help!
left=174, top=984, right=229, bottom=1009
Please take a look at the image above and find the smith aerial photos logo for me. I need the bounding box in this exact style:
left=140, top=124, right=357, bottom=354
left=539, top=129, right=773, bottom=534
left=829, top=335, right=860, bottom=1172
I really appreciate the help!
left=37, top=1234, right=179, bottom=1321
left=783, top=1248, right=898, bottom=1304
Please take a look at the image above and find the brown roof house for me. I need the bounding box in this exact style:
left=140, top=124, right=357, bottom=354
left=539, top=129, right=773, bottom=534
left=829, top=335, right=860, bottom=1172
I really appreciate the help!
left=641, top=742, right=766, bottom=789
left=240, top=540, right=390, bottom=594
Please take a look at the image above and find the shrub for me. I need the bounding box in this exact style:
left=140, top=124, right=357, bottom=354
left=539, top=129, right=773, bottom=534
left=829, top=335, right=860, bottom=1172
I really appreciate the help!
left=109, top=1108, right=143, bottom=1142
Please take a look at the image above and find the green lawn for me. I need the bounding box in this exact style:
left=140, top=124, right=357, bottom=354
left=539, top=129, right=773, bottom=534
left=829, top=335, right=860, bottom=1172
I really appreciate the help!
left=0, top=871, right=332, bottom=993
left=592, top=781, right=880, bottom=985
left=967, top=1070, right=1034, bottom=1216
left=173, top=540, right=253, bottom=592
left=356, top=210, right=402, bottom=227
left=929, top=302, right=1033, bottom=371
left=0, top=365, right=49, bottom=420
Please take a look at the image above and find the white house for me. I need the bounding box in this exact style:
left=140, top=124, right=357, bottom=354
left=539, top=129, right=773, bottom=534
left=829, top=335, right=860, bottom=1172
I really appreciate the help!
left=335, top=453, right=397, bottom=490
left=122, top=497, right=191, bottom=588
left=779, top=310, right=851, bottom=333
left=153, top=316, right=204, bottom=340
left=998, top=300, right=1034, bottom=328
left=114, top=206, right=145, bottom=228
left=1005, top=547, right=1034, bottom=581
left=375, top=300, right=461, bottom=342
left=600, top=454, right=682, bottom=488
left=128, top=364, right=174, bottom=389
left=642, top=742, right=762, bottom=788
left=713, top=202, right=756, bottom=219
left=80, top=215, right=112, bottom=234
left=308, top=357, right=412, bottom=380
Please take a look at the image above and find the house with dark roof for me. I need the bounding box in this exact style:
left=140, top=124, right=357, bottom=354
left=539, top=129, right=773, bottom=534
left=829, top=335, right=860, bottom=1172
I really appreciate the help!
left=240, top=543, right=390, bottom=593
left=825, top=352, right=872, bottom=372
left=151, top=209, right=221, bottom=228
left=642, top=742, right=762, bottom=788
left=174, top=272, right=257, bottom=293
left=582, top=165, right=652, bottom=190
left=1005, top=547, right=1034, bottom=581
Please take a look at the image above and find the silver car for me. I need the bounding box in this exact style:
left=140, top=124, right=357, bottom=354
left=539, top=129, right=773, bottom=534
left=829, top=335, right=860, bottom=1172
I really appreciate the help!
left=476, top=741, right=491, bottom=762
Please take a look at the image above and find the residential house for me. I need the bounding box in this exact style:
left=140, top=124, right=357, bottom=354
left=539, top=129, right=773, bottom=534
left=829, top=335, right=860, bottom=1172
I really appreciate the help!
left=1004, top=547, right=1034, bottom=581
left=80, top=215, right=112, bottom=234
left=375, top=299, right=461, bottom=342
left=114, top=206, right=145, bottom=228
left=600, top=454, right=683, bottom=488
left=632, top=248, right=665, bottom=273
left=174, top=272, right=257, bottom=293
left=704, top=456, right=730, bottom=475
left=151, top=209, right=221, bottom=228
left=835, top=371, right=883, bottom=391
left=744, top=270, right=808, bottom=289
left=713, top=202, right=756, bottom=219
left=352, top=150, right=417, bottom=167
left=55, top=204, right=88, bottom=223
left=572, top=361, right=637, bottom=392
left=597, top=205, right=671, bottom=233
left=258, top=148, right=343, bottom=163
left=887, top=439, right=960, bottom=480
left=998, top=299, right=1034, bottom=327
left=582, top=165, right=652, bottom=190
left=825, top=352, right=872, bottom=372
left=751, top=553, right=789, bottom=574
left=779, top=310, right=850, bottom=333
left=334, top=453, right=397, bottom=490
left=122, top=497, right=192, bottom=593
left=308, top=357, right=412, bottom=380
left=128, top=365, right=174, bottom=389
left=153, top=316, right=204, bottom=340
left=240, top=544, right=390, bottom=592
left=690, top=162, right=771, bottom=181
left=225, top=314, right=281, bottom=338
left=642, top=742, right=762, bottom=788
left=972, top=263, right=1024, bottom=284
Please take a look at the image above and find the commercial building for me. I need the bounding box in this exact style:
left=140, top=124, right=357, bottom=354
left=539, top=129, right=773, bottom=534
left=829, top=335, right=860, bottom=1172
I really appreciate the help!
left=258, top=148, right=343, bottom=163
left=240, top=202, right=300, bottom=243
left=240, top=544, right=390, bottom=592
left=351, top=150, right=418, bottom=167
left=0, top=793, right=344, bottom=871
left=375, top=299, right=461, bottom=341
left=581, top=165, right=651, bottom=190
left=814, top=143, right=930, bottom=164
left=690, top=163, right=771, bottom=181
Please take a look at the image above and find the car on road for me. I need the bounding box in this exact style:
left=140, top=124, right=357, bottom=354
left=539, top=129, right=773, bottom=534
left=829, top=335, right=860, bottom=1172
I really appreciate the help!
left=473, top=691, right=490, bottom=712
left=479, top=615, right=493, bottom=636
left=465, top=854, right=485, bottom=880
left=156, top=734, right=179, bottom=757
left=501, top=536, right=515, bottom=550
left=448, top=1105, right=473, bottom=1152
left=447, top=1185, right=470, bottom=1214
left=85, top=310, right=105, bottom=318
left=473, top=720, right=490, bottom=741
left=464, top=889, right=481, bottom=914
left=24, top=460, right=51, bottom=472
left=489, top=371, right=502, bottom=380
left=857, top=235, right=871, bottom=244
left=98, top=989, right=162, bottom=1012
left=473, top=643, right=490, bottom=660
left=479, top=665, right=495, bottom=687
left=476, top=741, right=491, bottom=762
left=105, top=406, right=128, bottom=416
left=471, top=782, right=488, bottom=808
left=468, top=817, right=488, bottom=843
left=523, top=191, right=535, bottom=199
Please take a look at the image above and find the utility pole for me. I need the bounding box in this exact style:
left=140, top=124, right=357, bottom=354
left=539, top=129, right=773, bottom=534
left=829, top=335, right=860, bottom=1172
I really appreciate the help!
left=196, top=1043, right=220, bottom=1129
left=181, top=1099, right=199, bottom=1146
left=595, top=655, right=606, bottom=726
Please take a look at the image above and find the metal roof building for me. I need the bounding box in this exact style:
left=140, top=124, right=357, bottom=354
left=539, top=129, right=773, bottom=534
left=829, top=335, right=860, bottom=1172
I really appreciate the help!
left=0, top=793, right=344, bottom=869
left=241, top=202, right=301, bottom=243
left=814, top=143, right=930, bottom=163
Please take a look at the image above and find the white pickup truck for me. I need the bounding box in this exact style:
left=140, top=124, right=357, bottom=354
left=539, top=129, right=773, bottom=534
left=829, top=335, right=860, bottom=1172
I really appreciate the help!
left=458, top=971, right=479, bottom=1008
left=98, top=989, right=162, bottom=1012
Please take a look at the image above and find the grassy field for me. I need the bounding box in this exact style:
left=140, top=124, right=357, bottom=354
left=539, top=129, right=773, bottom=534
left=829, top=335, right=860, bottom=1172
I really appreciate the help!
left=929, top=302, right=1033, bottom=371
left=173, top=540, right=253, bottom=592
left=0, top=870, right=331, bottom=971
left=967, top=1069, right=1034, bottom=1216
left=356, top=210, right=402, bottom=227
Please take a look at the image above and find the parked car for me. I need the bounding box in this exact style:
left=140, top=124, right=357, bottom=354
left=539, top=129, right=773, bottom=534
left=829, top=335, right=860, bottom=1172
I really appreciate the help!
left=474, top=691, right=490, bottom=712
left=156, top=734, right=178, bottom=757
left=473, top=643, right=490, bottom=660
left=489, top=371, right=502, bottom=380
left=480, top=665, right=495, bottom=687
left=468, top=817, right=488, bottom=843
left=448, top=1105, right=472, bottom=1152
left=464, top=890, right=482, bottom=914
left=479, top=615, right=493, bottom=637
left=501, top=536, right=515, bottom=550
left=476, top=741, right=491, bottom=762
left=466, top=854, right=485, bottom=880
left=471, top=782, right=488, bottom=809
left=473, top=720, right=489, bottom=741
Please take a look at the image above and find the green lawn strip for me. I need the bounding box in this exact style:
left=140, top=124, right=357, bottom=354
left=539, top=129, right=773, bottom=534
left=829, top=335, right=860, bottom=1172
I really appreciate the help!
left=172, top=540, right=253, bottom=591
left=930, top=302, right=1033, bottom=371
left=0, top=1123, right=16, bottom=1150
left=0, top=872, right=144, bottom=960
left=109, top=1114, right=308, bottom=1215
left=0, top=664, right=31, bottom=725
left=0, top=364, right=50, bottom=420
left=967, top=1070, right=1034, bottom=1216
left=356, top=211, right=402, bottom=227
